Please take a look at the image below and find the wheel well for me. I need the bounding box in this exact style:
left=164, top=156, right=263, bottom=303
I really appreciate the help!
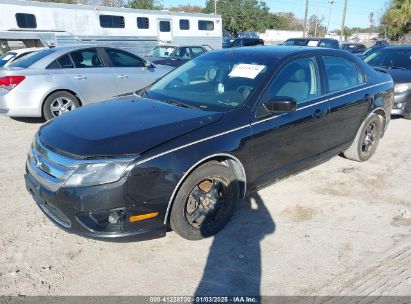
left=372, top=108, right=387, bottom=135
left=42, top=89, right=83, bottom=115
left=164, top=154, right=247, bottom=225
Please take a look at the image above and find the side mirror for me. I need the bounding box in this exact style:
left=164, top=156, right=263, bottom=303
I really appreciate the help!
left=145, top=61, right=155, bottom=69
left=263, top=97, right=297, bottom=113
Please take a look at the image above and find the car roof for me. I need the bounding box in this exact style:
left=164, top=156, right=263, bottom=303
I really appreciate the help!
left=211, top=45, right=346, bottom=59
left=380, top=46, right=411, bottom=51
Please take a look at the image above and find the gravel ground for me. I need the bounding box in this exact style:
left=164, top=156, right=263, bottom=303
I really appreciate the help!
left=0, top=115, right=410, bottom=296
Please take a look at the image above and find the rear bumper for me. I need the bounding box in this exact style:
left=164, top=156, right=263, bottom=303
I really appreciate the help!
left=24, top=168, right=167, bottom=241
left=0, top=89, right=43, bottom=117
left=391, top=91, right=411, bottom=116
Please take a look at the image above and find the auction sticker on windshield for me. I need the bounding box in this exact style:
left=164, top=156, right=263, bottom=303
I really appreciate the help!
left=229, top=64, right=266, bottom=79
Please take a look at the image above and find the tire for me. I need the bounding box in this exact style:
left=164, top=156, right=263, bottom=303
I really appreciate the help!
left=343, top=113, right=382, bottom=162
left=170, top=161, right=240, bottom=240
left=43, top=91, right=80, bottom=121
left=404, top=113, right=411, bottom=120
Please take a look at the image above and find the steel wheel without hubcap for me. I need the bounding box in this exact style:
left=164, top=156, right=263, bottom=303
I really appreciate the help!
left=185, top=178, right=228, bottom=229
left=361, top=122, right=377, bottom=157
left=50, top=97, right=76, bottom=117
left=170, top=161, right=239, bottom=240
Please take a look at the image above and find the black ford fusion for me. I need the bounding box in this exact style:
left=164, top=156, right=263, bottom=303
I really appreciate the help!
left=25, top=46, right=394, bottom=241
left=364, top=46, right=411, bottom=119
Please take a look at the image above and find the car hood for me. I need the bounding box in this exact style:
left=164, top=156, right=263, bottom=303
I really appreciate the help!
left=386, top=69, right=411, bottom=83
left=38, top=97, right=223, bottom=158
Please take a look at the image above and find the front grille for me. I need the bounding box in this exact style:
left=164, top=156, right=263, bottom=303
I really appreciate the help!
left=27, top=136, right=77, bottom=191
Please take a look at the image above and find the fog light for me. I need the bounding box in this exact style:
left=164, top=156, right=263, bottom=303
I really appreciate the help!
left=108, top=210, right=125, bottom=224
left=396, top=102, right=404, bottom=109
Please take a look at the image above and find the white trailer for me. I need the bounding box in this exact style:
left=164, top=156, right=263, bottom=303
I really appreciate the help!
left=0, top=0, right=222, bottom=56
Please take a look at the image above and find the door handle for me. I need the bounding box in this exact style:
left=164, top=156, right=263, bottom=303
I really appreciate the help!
left=116, top=74, right=128, bottom=79
left=312, top=108, right=328, bottom=119
left=74, top=75, right=87, bottom=80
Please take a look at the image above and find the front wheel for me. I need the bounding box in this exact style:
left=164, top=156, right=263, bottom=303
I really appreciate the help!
left=343, top=113, right=382, bottom=162
left=43, top=91, right=80, bottom=121
left=170, top=162, right=240, bottom=240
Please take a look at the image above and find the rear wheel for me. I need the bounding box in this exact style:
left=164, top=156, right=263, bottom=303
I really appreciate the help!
left=343, top=113, right=382, bottom=162
left=43, top=91, right=80, bottom=121
left=170, top=162, right=239, bottom=240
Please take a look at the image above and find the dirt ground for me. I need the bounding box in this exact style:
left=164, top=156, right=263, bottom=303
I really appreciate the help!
left=0, top=115, right=410, bottom=296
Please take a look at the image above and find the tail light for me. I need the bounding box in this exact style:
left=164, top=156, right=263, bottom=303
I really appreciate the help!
left=0, top=76, right=25, bottom=91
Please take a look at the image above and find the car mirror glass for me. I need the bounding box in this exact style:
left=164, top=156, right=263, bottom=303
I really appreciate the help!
left=263, top=97, right=297, bottom=113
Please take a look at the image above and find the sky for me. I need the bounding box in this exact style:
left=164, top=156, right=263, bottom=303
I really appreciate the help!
left=164, top=0, right=389, bottom=30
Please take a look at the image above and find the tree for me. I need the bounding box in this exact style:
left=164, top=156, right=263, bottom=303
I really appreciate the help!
left=128, top=0, right=163, bottom=10
left=169, top=4, right=203, bottom=13
left=308, top=14, right=326, bottom=37
left=381, top=0, right=411, bottom=40
left=369, top=12, right=376, bottom=33
left=203, top=0, right=277, bottom=36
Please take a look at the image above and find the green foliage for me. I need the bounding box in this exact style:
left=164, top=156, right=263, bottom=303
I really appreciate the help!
left=203, top=0, right=291, bottom=36
left=128, top=0, right=163, bottom=10
left=308, top=14, right=326, bottom=37
left=381, top=0, right=411, bottom=40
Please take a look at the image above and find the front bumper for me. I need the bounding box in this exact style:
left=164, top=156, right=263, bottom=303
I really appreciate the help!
left=391, top=91, right=411, bottom=116
left=25, top=168, right=167, bottom=241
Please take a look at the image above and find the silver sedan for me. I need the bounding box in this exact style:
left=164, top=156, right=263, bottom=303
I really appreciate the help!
left=0, top=45, right=173, bottom=120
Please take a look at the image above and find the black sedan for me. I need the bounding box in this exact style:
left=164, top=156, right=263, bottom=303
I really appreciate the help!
left=145, top=45, right=208, bottom=68
left=341, top=43, right=367, bottom=55
left=364, top=46, right=411, bottom=119
left=25, top=47, right=393, bottom=241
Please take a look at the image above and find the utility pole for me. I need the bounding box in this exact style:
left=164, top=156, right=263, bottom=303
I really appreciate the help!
left=314, top=2, right=319, bottom=37
left=340, top=0, right=348, bottom=42
left=214, top=0, right=217, bottom=15
left=303, top=0, right=309, bottom=37
left=327, top=0, right=336, bottom=36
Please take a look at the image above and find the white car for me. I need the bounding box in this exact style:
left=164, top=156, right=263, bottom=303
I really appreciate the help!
left=0, top=45, right=172, bottom=120
left=0, top=47, right=44, bottom=67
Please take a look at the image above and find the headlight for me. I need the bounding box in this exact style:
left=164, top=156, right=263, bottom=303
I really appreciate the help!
left=394, top=83, right=411, bottom=94
left=64, top=159, right=133, bottom=188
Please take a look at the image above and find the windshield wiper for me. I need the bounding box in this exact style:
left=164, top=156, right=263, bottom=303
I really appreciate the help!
left=389, top=66, right=407, bottom=70
left=164, top=99, right=198, bottom=109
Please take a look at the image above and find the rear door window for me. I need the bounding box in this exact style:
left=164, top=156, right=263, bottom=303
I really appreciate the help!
left=323, top=56, right=366, bottom=93
left=105, top=48, right=145, bottom=67
left=190, top=47, right=205, bottom=58
left=69, top=48, right=104, bottom=68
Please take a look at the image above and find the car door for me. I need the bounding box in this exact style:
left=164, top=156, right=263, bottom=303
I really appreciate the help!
left=63, top=48, right=118, bottom=103
left=317, top=55, right=370, bottom=150
left=104, top=48, right=159, bottom=94
left=250, top=56, right=332, bottom=185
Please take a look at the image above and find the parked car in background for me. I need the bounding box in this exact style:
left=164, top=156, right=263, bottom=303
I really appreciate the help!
left=364, top=46, right=411, bottom=119
left=284, top=38, right=339, bottom=49
left=25, top=46, right=393, bottom=241
left=222, top=38, right=264, bottom=48
left=0, top=45, right=172, bottom=120
left=360, top=44, right=389, bottom=60
left=341, top=43, right=367, bottom=55
left=145, top=45, right=208, bottom=68
left=0, top=47, right=44, bottom=67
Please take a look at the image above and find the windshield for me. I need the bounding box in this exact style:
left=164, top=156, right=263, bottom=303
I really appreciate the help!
left=147, top=52, right=274, bottom=112
left=222, top=39, right=233, bottom=48
left=0, top=52, right=17, bottom=67
left=9, top=49, right=55, bottom=68
left=365, top=49, right=411, bottom=70
left=147, top=46, right=177, bottom=58
left=284, top=39, right=306, bottom=46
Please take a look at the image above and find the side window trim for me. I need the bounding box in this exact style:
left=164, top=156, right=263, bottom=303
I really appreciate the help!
left=254, top=56, right=324, bottom=119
